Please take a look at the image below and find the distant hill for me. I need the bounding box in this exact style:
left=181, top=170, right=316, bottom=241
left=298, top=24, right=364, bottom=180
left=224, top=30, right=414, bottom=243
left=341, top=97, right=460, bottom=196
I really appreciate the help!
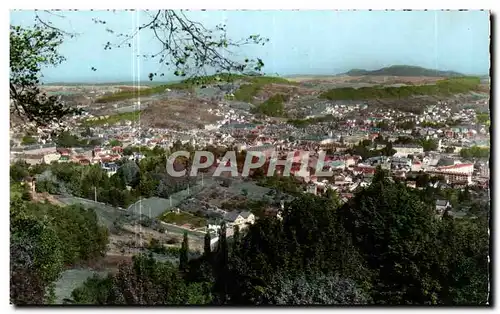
left=343, top=65, right=464, bottom=77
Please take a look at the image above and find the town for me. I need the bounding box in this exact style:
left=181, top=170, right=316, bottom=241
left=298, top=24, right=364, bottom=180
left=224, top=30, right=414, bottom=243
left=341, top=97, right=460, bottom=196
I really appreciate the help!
left=11, top=80, right=490, bottom=215
left=9, top=9, right=491, bottom=307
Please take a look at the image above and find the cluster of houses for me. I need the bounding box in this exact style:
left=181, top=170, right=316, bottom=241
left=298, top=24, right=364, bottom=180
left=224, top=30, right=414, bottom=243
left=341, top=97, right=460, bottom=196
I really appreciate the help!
left=11, top=144, right=123, bottom=177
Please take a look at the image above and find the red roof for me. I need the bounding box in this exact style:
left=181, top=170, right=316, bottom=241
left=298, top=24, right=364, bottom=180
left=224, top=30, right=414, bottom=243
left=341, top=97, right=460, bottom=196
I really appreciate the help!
left=427, top=171, right=470, bottom=177
left=437, top=163, right=473, bottom=170
left=354, top=166, right=376, bottom=173
left=57, top=148, right=71, bottom=155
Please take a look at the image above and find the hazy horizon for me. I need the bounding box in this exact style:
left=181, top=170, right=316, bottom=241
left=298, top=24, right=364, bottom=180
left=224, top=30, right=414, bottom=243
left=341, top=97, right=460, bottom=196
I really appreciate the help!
left=11, top=10, right=491, bottom=83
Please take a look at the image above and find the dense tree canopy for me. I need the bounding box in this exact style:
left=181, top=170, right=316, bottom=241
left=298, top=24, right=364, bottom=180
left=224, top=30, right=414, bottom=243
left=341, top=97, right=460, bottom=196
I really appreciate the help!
left=460, top=146, right=490, bottom=159
left=11, top=156, right=490, bottom=306
left=10, top=182, right=109, bottom=305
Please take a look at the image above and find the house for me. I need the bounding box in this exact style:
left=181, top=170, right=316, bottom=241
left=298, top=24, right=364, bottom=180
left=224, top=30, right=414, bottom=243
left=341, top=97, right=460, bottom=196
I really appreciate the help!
left=435, top=199, right=450, bottom=215
left=23, top=176, right=36, bottom=193
left=406, top=181, right=416, bottom=189
left=206, top=223, right=221, bottom=233
left=23, top=154, right=44, bottom=165
left=411, top=161, right=422, bottom=172
left=306, top=183, right=317, bottom=195
left=436, top=163, right=474, bottom=176
left=43, top=152, right=61, bottom=164
left=101, top=162, right=119, bottom=176
left=224, top=211, right=255, bottom=226
left=391, top=157, right=412, bottom=169
left=72, top=155, right=91, bottom=165
left=393, top=144, right=424, bottom=157
left=57, top=148, right=71, bottom=157
left=240, top=211, right=256, bottom=225
left=111, top=146, right=124, bottom=153
left=78, top=158, right=91, bottom=166
left=224, top=211, right=245, bottom=226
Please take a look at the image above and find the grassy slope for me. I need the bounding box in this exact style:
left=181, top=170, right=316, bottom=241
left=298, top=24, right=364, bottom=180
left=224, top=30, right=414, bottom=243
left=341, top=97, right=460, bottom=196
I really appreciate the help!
left=320, top=77, right=481, bottom=101
left=159, top=211, right=207, bottom=229
left=95, top=74, right=296, bottom=104
left=343, top=65, right=465, bottom=77
left=82, top=111, right=141, bottom=126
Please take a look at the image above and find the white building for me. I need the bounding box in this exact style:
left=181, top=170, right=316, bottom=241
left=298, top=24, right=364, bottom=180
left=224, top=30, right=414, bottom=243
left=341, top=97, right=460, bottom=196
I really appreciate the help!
left=393, top=144, right=424, bottom=157
left=436, top=163, right=474, bottom=176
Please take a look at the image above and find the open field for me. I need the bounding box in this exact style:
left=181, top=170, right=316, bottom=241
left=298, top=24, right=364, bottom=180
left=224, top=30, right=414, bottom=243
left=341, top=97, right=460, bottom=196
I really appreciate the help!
left=159, top=211, right=207, bottom=229
left=58, top=196, right=126, bottom=229
left=83, top=110, right=142, bottom=126
left=54, top=269, right=109, bottom=304
left=127, top=197, right=173, bottom=218
left=139, top=98, right=221, bottom=129
left=286, top=75, right=445, bottom=85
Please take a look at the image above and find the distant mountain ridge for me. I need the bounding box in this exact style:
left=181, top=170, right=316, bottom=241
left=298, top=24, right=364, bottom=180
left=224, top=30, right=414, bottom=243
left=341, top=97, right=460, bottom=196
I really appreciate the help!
left=343, top=65, right=464, bottom=77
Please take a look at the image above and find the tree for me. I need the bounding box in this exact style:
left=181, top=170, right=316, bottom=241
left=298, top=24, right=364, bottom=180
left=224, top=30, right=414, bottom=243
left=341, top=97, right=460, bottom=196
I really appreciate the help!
left=12, top=10, right=268, bottom=126
left=138, top=173, right=158, bottom=198
left=10, top=200, right=65, bottom=305
left=444, top=146, right=455, bottom=154
left=232, top=225, right=241, bottom=252
left=94, top=10, right=268, bottom=79
left=263, top=272, right=369, bottom=305
left=10, top=24, right=80, bottom=127
left=55, top=131, right=82, bottom=147
left=420, top=138, right=438, bottom=152
left=436, top=217, right=489, bottom=304
left=337, top=168, right=442, bottom=304
left=69, top=274, right=114, bottom=305
left=10, top=237, right=48, bottom=305
left=324, top=188, right=341, bottom=208
left=380, top=141, right=396, bottom=157
left=80, top=126, right=93, bottom=138
left=118, top=161, right=140, bottom=187
left=108, top=139, right=122, bottom=147
left=21, top=135, right=37, bottom=145
left=374, top=134, right=385, bottom=144
left=213, top=222, right=229, bottom=304
left=460, top=146, right=490, bottom=159
left=415, top=172, right=431, bottom=188
left=204, top=231, right=211, bottom=257
left=179, top=232, right=189, bottom=272
left=10, top=160, right=30, bottom=182
left=106, top=254, right=205, bottom=305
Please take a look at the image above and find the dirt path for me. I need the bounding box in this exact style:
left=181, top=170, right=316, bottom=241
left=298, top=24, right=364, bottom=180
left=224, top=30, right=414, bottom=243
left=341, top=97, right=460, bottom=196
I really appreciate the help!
left=30, top=191, right=64, bottom=206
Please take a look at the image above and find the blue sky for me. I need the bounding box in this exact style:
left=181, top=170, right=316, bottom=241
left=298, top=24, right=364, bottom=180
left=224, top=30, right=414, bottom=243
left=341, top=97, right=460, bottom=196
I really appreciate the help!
left=10, top=10, right=491, bottom=83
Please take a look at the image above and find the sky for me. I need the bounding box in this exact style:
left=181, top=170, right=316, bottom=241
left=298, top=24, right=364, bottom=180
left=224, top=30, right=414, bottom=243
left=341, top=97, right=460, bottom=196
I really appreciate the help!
left=10, top=10, right=491, bottom=83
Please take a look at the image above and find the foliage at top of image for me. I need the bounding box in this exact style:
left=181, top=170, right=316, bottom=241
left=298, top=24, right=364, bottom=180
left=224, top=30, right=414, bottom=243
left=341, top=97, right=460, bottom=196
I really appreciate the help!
left=10, top=10, right=270, bottom=125
left=10, top=25, right=81, bottom=127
